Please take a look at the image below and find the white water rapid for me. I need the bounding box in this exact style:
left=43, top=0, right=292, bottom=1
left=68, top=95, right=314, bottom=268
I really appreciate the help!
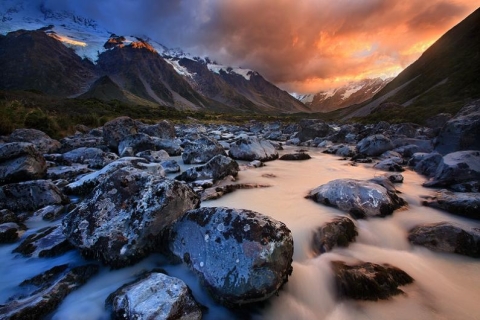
left=1, top=147, right=479, bottom=319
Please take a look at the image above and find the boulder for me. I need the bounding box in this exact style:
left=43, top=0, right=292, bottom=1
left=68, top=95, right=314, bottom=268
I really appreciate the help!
left=229, top=137, right=278, bottom=162
left=307, top=179, right=406, bottom=219
left=331, top=261, right=414, bottom=300
left=0, top=264, right=99, bottom=319
left=182, top=136, right=226, bottom=164
left=13, top=225, right=73, bottom=258
left=136, top=149, right=170, bottom=163
left=137, top=120, right=176, bottom=139
left=46, top=164, right=93, bottom=181
left=373, top=158, right=404, bottom=172
left=106, top=271, right=202, bottom=320
left=33, top=204, right=65, bottom=221
left=175, top=155, right=239, bottom=183
left=408, top=222, right=480, bottom=257
left=8, top=128, right=61, bottom=154
left=60, top=147, right=119, bottom=169
left=167, top=207, right=294, bottom=306
left=384, top=173, right=404, bottom=183
left=0, top=180, right=68, bottom=212
left=392, top=138, right=433, bottom=153
left=421, top=190, right=480, bottom=220
left=311, top=217, right=358, bottom=255
left=297, top=119, right=333, bottom=142
left=279, top=152, right=311, bottom=161
left=356, top=135, right=394, bottom=157
left=160, top=160, right=181, bottom=174
left=59, top=134, right=106, bottom=153
left=434, top=100, right=480, bottom=155
left=118, top=133, right=183, bottom=157
left=63, top=167, right=200, bottom=267
left=0, top=142, right=47, bottom=185
left=412, top=152, right=443, bottom=177
left=103, top=116, right=138, bottom=150
left=424, top=150, right=480, bottom=188
left=0, top=222, right=21, bottom=243
left=425, top=113, right=452, bottom=129
left=63, top=157, right=155, bottom=195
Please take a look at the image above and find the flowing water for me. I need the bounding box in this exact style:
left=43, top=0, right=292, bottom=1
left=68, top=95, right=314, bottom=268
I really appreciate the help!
left=1, top=147, right=480, bottom=319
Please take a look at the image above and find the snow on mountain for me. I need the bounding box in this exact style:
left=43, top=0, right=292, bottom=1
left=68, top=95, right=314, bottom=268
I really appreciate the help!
left=207, top=63, right=256, bottom=81
left=295, top=78, right=392, bottom=113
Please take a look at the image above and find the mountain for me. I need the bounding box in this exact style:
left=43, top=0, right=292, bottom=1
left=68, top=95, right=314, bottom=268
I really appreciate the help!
left=296, top=78, right=391, bottom=113
left=0, top=1, right=309, bottom=114
left=343, top=7, right=480, bottom=120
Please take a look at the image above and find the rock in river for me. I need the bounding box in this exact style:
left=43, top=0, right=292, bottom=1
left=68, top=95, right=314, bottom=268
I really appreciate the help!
left=63, top=167, right=200, bottom=268
left=311, top=217, right=358, bottom=255
left=307, top=179, right=406, bottom=219
left=167, top=207, right=294, bottom=306
left=421, top=190, right=480, bottom=220
left=106, top=271, right=202, bottom=320
left=175, top=155, right=239, bottom=183
left=229, top=137, right=278, bottom=162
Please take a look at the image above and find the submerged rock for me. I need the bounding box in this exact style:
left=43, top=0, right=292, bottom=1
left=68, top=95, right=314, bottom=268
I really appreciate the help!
left=175, top=155, right=239, bottom=183
left=0, top=142, right=47, bottom=185
left=311, top=217, right=358, bottom=255
left=307, top=179, right=406, bottom=219
left=0, top=264, right=99, bottom=319
left=13, top=225, right=73, bottom=258
left=167, top=207, right=294, bottom=306
left=0, top=180, right=68, bottom=212
left=421, top=190, right=480, bottom=220
left=331, top=261, right=414, bottom=300
left=106, top=271, right=202, bottom=320
left=229, top=137, right=278, bottom=162
left=408, top=222, right=480, bottom=257
left=63, top=167, right=200, bottom=268
left=279, top=152, right=311, bottom=161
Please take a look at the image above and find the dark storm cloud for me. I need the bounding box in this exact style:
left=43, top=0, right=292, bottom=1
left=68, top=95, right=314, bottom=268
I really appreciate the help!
left=41, top=0, right=478, bottom=92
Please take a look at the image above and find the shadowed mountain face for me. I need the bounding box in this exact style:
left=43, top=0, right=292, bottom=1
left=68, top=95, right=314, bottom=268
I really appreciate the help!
left=343, top=7, right=480, bottom=120
left=0, top=30, right=96, bottom=96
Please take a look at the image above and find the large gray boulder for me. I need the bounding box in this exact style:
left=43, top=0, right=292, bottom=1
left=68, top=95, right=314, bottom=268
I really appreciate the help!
left=434, top=100, right=480, bottom=155
left=307, top=179, right=406, bottom=219
left=103, top=116, right=138, bottom=150
left=408, top=222, right=480, bottom=257
left=356, top=135, right=394, bottom=157
left=182, top=136, right=226, bottom=164
left=175, top=155, right=239, bottom=183
left=0, top=180, right=68, bottom=212
left=137, top=120, right=176, bottom=139
left=106, top=271, right=202, bottom=320
left=412, top=152, right=443, bottom=177
left=0, top=142, right=47, bottom=185
left=8, top=128, right=61, bottom=154
left=424, top=150, right=480, bottom=188
left=59, top=133, right=106, bottom=153
left=118, top=133, right=183, bottom=157
left=63, top=167, right=200, bottom=267
left=311, top=217, right=358, bottom=256
left=167, top=207, right=294, bottom=306
left=421, top=190, right=480, bottom=220
left=229, top=136, right=278, bottom=162
left=60, top=147, right=119, bottom=169
left=332, top=261, right=414, bottom=300
left=297, top=119, right=333, bottom=142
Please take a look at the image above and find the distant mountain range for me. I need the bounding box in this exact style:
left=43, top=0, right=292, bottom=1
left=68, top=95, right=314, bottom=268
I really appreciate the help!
left=294, top=78, right=391, bottom=113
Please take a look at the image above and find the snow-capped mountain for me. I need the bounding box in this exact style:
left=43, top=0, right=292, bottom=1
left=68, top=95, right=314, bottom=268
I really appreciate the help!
left=296, top=78, right=392, bottom=113
left=0, top=0, right=309, bottom=114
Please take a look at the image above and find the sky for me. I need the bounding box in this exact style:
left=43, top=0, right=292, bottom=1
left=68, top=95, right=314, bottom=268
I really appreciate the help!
left=43, top=0, right=480, bottom=94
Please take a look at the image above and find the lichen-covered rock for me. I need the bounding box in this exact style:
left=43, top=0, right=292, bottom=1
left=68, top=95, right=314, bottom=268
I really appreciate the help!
left=0, top=142, right=47, bottom=185
left=13, top=225, right=73, bottom=258
left=356, top=135, right=394, bottom=157
left=63, top=167, right=200, bottom=267
left=137, top=120, right=176, bottom=139
left=182, top=136, right=226, bottom=164
left=167, top=207, right=294, bottom=306
left=421, top=190, right=480, bottom=220
left=331, top=261, right=414, bottom=300
left=46, top=164, right=93, bottom=181
left=60, top=147, right=119, bottom=169
left=136, top=149, right=170, bottom=163
left=424, top=150, right=480, bottom=188
left=106, top=271, right=202, bottom=320
left=408, top=222, right=480, bottom=257
left=0, top=263, right=99, bottom=319
left=307, top=179, right=406, bottom=219
left=59, top=133, right=106, bottom=153
left=279, top=152, right=311, bottom=161
left=0, top=180, right=68, bottom=212
left=33, top=204, right=65, bottom=221
left=229, top=137, right=278, bottom=162
left=118, top=133, right=182, bottom=157
left=160, top=160, right=181, bottom=174
left=175, top=155, right=239, bottom=183
left=311, top=217, right=358, bottom=255
left=63, top=157, right=154, bottom=195
left=434, top=100, right=480, bottom=155
left=103, top=116, right=138, bottom=150
left=8, top=128, right=61, bottom=154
